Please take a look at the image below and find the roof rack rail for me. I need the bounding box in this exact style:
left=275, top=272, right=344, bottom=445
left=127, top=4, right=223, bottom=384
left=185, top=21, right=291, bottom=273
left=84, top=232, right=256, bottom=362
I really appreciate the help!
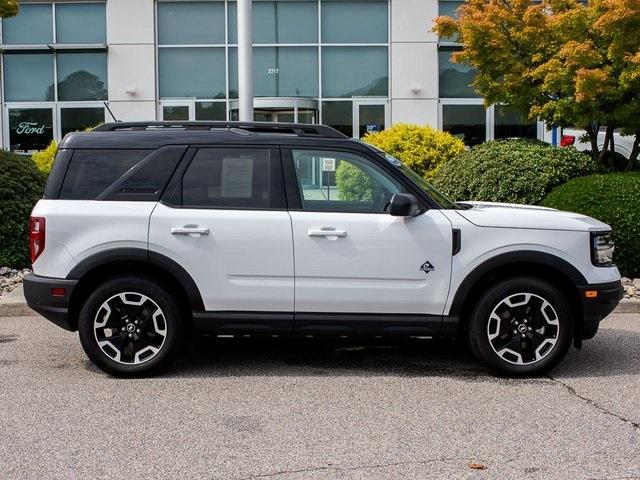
left=92, top=121, right=348, bottom=139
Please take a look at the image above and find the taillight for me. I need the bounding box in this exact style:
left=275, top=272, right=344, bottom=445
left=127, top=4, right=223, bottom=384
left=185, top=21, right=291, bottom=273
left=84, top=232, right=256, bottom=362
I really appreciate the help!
left=560, top=135, right=576, bottom=147
left=29, top=216, right=46, bottom=264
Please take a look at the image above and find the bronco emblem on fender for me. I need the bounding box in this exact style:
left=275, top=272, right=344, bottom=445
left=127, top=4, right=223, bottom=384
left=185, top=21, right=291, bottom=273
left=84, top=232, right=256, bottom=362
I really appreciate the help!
left=420, top=261, right=435, bottom=274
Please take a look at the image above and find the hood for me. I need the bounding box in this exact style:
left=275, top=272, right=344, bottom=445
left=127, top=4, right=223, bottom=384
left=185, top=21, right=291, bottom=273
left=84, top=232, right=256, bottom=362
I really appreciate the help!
left=457, top=201, right=611, bottom=232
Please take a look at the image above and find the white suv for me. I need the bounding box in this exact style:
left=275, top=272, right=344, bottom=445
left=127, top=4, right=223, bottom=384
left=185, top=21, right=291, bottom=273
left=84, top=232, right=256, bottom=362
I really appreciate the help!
left=24, top=122, right=623, bottom=377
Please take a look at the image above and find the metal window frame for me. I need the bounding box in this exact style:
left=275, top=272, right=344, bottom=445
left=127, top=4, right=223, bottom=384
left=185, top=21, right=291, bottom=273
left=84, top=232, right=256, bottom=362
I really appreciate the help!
left=155, top=0, right=391, bottom=128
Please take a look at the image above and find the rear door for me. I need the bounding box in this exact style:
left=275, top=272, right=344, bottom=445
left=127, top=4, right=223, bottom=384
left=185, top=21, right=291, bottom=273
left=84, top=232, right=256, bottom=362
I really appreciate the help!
left=149, top=146, right=294, bottom=333
left=285, top=147, right=453, bottom=335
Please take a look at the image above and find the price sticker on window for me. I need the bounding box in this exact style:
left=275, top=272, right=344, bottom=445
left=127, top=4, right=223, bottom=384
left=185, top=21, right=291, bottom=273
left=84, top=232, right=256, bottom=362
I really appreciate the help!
left=321, top=157, right=336, bottom=172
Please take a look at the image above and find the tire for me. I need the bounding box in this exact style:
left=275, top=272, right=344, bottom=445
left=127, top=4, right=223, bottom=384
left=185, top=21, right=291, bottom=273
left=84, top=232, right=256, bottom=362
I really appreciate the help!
left=78, top=275, right=185, bottom=377
left=467, top=276, right=573, bottom=376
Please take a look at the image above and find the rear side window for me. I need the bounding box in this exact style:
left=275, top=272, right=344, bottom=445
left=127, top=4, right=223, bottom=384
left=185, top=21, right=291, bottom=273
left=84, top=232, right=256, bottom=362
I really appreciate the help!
left=182, top=148, right=271, bottom=209
left=60, top=149, right=151, bottom=200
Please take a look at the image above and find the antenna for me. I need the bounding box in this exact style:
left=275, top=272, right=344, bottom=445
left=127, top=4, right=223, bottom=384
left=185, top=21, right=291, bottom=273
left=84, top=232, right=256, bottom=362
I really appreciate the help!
left=103, top=101, right=120, bottom=122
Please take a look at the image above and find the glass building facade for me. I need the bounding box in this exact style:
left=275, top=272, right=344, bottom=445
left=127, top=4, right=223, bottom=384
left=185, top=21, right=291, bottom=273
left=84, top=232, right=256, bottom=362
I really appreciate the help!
left=0, top=0, right=541, bottom=153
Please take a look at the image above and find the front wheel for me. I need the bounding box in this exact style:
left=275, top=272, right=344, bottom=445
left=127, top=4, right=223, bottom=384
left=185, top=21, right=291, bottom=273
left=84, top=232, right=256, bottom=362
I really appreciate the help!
left=78, top=276, right=185, bottom=377
left=467, top=277, right=573, bottom=376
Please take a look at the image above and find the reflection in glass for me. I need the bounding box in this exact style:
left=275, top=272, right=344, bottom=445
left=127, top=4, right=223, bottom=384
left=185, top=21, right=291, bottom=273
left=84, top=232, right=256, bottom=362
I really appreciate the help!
left=229, top=47, right=319, bottom=98
left=322, top=47, right=388, bottom=98
left=229, top=1, right=317, bottom=44
left=56, top=3, right=106, bottom=44
left=438, top=1, right=463, bottom=42
left=9, top=108, right=54, bottom=154
left=358, top=104, right=385, bottom=139
left=196, top=102, right=226, bottom=120
left=322, top=101, right=353, bottom=138
left=321, top=1, right=387, bottom=43
left=163, top=106, right=189, bottom=121
left=159, top=48, right=226, bottom=99
left=4, top=54, right=54, bottom=102
left=158, top=2, right=225, bottom=45
left=2, top=4, right=53, bottom=44
left=442, top=104, right=486, bottom=146
left=495, top=105, right=537, bottom=139
left=61, top=108, right=105, bottom=137
left=57, top=53, right=108, bottom=101
left=438, top=48, right=479, bottom=98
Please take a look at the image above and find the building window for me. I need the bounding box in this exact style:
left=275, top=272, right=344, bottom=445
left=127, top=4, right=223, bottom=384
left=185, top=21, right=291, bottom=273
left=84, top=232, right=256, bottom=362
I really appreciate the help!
left=321, top=101, right=353, bottom=138
left=438, top=48, right=478, bottom=99
left=158, top=2, right=225, bottom=45
left=442, top=104, right=486, bottom=146
left=60, top=107, right=105, bottom=138
left=494, top=105, right=538, bottom=140
left=438, top=1, right=463, bottom=42
left=55, top=3, right=106, bottom=44
left=321, top=1, right=388, bottom=43
left=8, top=108, right=54, bottom=154
left=196, top=102, right=227, bottom=120
left=57, top=53, right=108, bottom=101
left=2, top=4, right=53, bottom=44
left=3, top=54, right=55, bottom=102
left=228, top=47, right=319, bottom=98
left=228, top=1, right=318, bottom=44
left=322, top=47, right=388, bottom=98
left=159, top=48, right=226, bottom=99
left=1, top=3, right=107, bottom=152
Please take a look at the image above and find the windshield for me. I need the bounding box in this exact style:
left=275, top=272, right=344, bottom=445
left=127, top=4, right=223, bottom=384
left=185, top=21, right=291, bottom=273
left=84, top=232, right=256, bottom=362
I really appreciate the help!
left=361, top=142, right=460, bottom=210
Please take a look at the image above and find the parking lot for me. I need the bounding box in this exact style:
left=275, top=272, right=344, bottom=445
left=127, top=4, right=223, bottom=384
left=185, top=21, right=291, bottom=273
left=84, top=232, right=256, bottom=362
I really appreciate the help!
left=1, top=313, right=639, bottom=480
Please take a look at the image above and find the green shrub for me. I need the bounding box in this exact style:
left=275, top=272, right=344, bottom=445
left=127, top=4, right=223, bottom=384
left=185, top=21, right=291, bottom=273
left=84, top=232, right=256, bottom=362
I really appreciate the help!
left=31, top=139, right=58, bottom=173
left=0, top=152, right=46, bottom=268
left=336, top=162, right=375, bottom=202
left=363, top=123, right=465, bottom=180
left=541, top=172, right=640, bottom=277
left=433, top=139, right=600, bottom=205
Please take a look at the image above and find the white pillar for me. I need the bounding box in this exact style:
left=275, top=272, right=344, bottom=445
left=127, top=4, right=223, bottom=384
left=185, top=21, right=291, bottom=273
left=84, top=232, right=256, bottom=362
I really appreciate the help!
left=237, top=0, right=253, bottom=121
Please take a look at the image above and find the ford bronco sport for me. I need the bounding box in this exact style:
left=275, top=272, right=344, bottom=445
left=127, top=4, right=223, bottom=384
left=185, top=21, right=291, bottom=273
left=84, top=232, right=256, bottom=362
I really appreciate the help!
left=24, top=122, right=623, bottom=377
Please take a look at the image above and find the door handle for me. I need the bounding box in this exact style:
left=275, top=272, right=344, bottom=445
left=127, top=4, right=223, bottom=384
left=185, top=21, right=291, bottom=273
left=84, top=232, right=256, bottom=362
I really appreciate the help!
left=308, top=228, right=347, bottom=238
left=170, top=226, right=210, bottom=236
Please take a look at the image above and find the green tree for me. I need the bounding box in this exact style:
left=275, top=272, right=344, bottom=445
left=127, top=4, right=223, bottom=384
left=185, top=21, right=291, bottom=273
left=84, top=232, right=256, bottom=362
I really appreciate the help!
left=0, top=0, right=18, bottom=18
left=433, top=0, right=640, bottom=169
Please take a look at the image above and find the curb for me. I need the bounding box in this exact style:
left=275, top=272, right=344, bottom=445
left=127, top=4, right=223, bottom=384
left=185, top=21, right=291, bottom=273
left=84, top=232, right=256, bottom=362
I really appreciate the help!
left=2, top=284, right=640, bottom=317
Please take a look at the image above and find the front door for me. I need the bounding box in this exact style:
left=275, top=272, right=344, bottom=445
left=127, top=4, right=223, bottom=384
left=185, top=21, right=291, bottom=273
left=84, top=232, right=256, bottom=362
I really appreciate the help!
left=149, top=146, right=294, bottom=332
left=286, top=147, right=453, bottom=334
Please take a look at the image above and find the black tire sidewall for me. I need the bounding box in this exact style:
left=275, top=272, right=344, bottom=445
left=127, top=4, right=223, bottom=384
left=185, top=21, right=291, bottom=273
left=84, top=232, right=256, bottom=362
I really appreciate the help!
left=78, top=276, right=183, bottom=377
left=468, top=277, right=573, bottom=376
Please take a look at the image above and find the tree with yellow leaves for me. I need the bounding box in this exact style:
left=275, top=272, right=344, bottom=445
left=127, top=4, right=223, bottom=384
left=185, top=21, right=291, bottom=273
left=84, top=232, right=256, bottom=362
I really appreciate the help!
left=0, top=0, right=18, bottom=18
left=434, top=0, right=640, bottom=170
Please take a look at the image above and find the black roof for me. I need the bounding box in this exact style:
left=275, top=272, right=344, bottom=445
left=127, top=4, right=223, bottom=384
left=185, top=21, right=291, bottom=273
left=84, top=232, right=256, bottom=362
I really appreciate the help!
left=60, top=121, right=352, bottom=149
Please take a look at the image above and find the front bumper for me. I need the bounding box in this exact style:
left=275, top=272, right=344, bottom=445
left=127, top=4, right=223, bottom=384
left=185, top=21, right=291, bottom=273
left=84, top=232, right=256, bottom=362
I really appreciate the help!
left=23, top=273, right=78, bottom=331
left=578, top=280, right=624, bottom=339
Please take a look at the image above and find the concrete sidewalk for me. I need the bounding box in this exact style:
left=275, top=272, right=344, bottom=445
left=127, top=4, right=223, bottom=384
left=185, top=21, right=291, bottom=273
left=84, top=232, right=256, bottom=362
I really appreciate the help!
left=1, top=282, right=639, bottom=317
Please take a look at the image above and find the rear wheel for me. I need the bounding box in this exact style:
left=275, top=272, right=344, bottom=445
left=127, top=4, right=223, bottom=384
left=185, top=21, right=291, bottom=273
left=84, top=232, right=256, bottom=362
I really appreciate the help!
left=467, top=277, right=573, bottom=376
left=78, top=276, right=184, bottom=377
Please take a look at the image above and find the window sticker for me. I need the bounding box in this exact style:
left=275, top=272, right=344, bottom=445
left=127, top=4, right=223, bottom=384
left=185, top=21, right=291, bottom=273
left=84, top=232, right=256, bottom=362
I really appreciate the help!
left=220, top=156, right=254, bottom=198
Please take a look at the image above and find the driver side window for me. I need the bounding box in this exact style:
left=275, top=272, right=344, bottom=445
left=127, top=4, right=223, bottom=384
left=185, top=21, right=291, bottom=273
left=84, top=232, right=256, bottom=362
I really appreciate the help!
left=291, top=149, right=405, bottom=213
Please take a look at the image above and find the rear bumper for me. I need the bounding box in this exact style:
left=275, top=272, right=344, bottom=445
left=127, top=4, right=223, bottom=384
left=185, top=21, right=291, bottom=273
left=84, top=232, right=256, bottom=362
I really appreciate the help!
left=578, top=280, right=624, bottom=339
left=23, top=273, right=78, bottom=331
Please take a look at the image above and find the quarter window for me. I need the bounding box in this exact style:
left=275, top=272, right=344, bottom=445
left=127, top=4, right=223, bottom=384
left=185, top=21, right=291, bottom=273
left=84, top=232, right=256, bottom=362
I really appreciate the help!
left=291, top=149, right=404, bottom=213
left=60, top=150, right=152, bottom=200
left=182, top=149, right=272, bottom=209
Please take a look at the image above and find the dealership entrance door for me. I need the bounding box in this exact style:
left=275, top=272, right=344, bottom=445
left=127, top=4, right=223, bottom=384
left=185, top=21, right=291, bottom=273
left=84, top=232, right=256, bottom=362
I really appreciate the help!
left=229, top=98, right=318, bottom=124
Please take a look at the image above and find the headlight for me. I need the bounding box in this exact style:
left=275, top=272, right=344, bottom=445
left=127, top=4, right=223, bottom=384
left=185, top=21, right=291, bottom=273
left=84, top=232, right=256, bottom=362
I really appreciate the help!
left=591, top=232, right=615, bottom=266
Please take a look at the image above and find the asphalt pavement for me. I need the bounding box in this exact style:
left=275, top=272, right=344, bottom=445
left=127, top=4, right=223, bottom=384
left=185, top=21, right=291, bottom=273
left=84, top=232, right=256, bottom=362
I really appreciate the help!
left=1, top=313, right=639, bottom=480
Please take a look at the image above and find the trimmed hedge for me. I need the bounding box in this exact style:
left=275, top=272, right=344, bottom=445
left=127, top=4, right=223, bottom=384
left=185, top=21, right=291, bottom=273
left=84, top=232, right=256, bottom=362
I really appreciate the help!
left=541, top=172, right=640, bottom=277
left=433, top=139, right=600, bottom=205
left=363, top=123, right=465, bottom=180
left=0, top=152, right=46, bottom=267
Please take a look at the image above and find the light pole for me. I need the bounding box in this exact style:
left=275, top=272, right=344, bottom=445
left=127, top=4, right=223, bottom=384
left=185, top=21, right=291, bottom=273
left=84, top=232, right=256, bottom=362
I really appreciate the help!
left=237, top=0, right=253, bottom=122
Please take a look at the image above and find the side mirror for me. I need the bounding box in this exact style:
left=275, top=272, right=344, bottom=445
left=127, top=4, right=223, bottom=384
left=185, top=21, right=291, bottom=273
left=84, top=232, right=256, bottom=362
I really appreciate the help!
left=389, top=193, right=422, bottom=217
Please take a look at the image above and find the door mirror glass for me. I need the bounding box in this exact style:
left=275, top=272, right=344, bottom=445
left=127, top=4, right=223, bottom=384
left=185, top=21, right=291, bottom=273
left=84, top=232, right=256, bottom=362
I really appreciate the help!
left=389, top=193, right=421, bottom=217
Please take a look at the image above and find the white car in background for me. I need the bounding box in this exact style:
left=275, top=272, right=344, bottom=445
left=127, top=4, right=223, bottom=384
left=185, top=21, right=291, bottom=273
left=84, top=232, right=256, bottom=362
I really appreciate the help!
left=560, top=127, right=636, bottom=160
